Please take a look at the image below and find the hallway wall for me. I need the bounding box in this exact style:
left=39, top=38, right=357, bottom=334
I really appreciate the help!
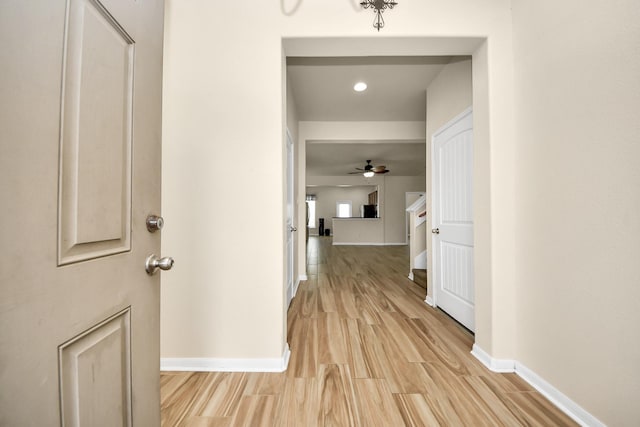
left=511, top=1, right=640, bottom=424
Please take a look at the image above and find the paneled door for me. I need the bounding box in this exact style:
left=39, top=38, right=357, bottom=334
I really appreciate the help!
left=0, top=0, right=165, bottom=425
left=431, top=108, right=475, bottom=331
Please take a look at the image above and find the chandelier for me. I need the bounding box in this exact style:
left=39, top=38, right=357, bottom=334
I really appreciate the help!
left=360, top=0, right=398, bottom=32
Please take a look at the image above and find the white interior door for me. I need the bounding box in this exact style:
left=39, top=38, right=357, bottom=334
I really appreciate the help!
left=286, top=130, right=296, bottom=307
left=432, top=108, right=475, bottom=331
left=0, top=0, right=165, bottom=424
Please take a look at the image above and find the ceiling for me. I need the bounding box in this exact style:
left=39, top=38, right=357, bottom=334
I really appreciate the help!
left=287, top=56, right=451, bottom=122
left=288, top=56, right=457, bottom=177
left=306, top=141, right=426, bottom=177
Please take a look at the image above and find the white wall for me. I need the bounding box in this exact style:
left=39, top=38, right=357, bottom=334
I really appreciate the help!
left=162, top=1, right=516, bottom=371
left=511, top=1, right=640, bottom=424
left=308, top=186, right=376, bottom=234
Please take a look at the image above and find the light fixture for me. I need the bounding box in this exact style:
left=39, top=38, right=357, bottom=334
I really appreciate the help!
left=353, top=81, right=367, bottom=92
left=360, top=0, right=398, bottom=32
left=363, top=171, right=375, bottom=178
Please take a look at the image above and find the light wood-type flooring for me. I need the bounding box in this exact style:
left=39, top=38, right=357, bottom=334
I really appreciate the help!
left=161, top=236, right=577, bottom=426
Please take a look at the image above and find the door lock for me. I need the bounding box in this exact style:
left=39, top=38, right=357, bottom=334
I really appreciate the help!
left=146, top=215, right=164, bottom=232
left=432, top=228, right=440, bottom=234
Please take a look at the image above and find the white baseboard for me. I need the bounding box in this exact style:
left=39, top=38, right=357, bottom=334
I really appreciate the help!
left=515, top=362, right=605, bottom=427
left=293, top=275, right=308, bottom=297
left=408, top=272, right=414, bottom=281
left=470, top=344, right=604, bottom=427
left=161, top=346, right=291, bottom=373
left=425, top=295, right=435, bottom=306
left=471, top=344, right=516, bottom=373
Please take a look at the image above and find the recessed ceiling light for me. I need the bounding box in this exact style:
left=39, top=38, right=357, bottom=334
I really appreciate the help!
left=353, top=82, right=367, bottom=92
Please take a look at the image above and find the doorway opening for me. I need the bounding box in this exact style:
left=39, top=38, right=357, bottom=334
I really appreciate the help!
left=283, top=36, right=491, bottom=353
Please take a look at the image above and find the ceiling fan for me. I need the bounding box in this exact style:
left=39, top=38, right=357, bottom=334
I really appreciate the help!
left=349, top=160, right=390, bottom=177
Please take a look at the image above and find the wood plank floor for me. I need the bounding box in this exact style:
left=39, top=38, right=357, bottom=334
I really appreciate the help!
left=161, top=237, right=577, bottom=426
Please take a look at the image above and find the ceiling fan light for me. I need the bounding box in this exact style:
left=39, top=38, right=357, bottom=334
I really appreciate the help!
left=363, top=171, right=375, bottom=178
left=353, top=82, right=367, bottom=92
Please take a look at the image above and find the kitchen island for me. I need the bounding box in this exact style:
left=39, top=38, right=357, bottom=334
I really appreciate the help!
left=331, top=217, right=384, bottom=245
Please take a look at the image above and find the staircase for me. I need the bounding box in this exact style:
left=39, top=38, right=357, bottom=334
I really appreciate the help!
left=406, top=195, right=427, bottom=291
left=411, top=268, right=427, bottom=290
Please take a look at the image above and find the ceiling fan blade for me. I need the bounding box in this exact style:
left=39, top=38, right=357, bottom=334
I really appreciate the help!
left=348, top=160, right=389, bottom=175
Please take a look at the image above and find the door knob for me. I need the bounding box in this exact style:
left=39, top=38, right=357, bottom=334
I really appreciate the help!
left=146, top=215, right=164, bottom=232
left=145, top=254, right=174, bottom=275
left=290, top=226, right=297, bottom=232
left=432, top=228, right=440, bottom=234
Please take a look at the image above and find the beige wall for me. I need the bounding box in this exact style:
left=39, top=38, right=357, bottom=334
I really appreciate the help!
left=162, top=1, right=516, bottom=370
left=384, top=176, right=427, bottom=244
left=511, top=1, right=640, bottom=424
left=424, top=57, right=473, bottom=300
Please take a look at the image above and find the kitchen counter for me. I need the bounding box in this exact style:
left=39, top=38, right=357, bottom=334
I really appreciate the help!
left=332, top=217, right=384, bottom=245
left=332, top=216, right=380, bottom=219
